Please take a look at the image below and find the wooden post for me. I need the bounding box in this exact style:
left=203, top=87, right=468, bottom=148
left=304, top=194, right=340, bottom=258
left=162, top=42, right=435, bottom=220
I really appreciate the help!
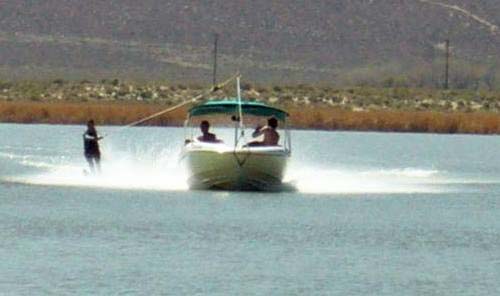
left=213, top=33, right=218, bottom=87
left=444, top=39, right=450, bottom=90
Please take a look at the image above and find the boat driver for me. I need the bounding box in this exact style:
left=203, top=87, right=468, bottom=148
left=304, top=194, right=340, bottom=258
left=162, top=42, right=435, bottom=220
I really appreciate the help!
left=248, top=117, right=280, bottom=146
left=197, top=120, right=221, bottom=143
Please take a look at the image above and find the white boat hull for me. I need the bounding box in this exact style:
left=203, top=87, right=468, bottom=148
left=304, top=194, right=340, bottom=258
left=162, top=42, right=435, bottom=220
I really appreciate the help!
left=182, top=143, right=289, bottom=191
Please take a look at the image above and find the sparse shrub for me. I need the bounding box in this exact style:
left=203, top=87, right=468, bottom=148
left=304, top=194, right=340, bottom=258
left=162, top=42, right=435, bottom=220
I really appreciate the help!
left=383, top=77, right=395, bottom=88
left=257, top=87, right=269, bottom=93
left=273, top=86, right=282, bottom=92
left=241, top=83, right=252, bottom=91
left=392, top=87, right=410, bottom=100
left=29, top=96, right=41, bottom=101
left=383, top=76, right=408, bottom=88
left=0, top=81, right=12, bottom=89
left=296, top=84, right=313, bottom=92
left=141, top=91, right=153, bottom=99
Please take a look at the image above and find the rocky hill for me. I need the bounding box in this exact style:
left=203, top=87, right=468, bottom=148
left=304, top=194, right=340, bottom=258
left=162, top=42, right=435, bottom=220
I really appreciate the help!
left=0, top=0, right=499, bottom=86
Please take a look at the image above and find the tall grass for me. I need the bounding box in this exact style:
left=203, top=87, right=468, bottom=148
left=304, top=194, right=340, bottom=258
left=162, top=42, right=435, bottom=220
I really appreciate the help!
left=287, top=106, right=500, bottom=134
left=0, top=101, right=187, bottom=126
left=2, top=101, right=500, bottom=134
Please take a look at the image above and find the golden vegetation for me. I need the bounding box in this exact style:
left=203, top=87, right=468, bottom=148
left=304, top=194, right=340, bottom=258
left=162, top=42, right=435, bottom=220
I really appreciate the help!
left=288, top=106, right=500, bottom=134
left=1, top=80, right=500, bottom=134
left=0, top=101, right=187, bottom=126
left=2, top=100, right=500, bottom=134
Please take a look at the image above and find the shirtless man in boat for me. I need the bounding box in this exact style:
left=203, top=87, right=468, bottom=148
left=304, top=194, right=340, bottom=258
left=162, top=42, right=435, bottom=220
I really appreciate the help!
left=248, top=117, right=280, bottom=146
left=197, top=120, right=222, bottom=143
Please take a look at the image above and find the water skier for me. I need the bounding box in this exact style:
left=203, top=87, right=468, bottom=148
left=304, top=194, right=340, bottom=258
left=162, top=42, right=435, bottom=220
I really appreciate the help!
left=83, top=120, right=103, bottom=174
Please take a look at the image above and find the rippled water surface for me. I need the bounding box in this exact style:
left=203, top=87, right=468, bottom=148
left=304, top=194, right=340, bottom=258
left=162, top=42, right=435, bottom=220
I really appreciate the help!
left=1, top=123, right=500, bottom=295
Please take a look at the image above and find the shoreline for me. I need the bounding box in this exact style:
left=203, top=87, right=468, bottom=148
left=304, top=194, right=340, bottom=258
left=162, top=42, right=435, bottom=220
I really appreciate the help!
left=2, top=100, right=500, bottom=135
left=1, top=79, right=499, bottom=134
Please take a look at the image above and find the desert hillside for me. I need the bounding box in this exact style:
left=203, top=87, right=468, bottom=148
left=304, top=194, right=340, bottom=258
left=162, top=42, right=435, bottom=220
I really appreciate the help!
left=0, top=1, right=499, bottom=86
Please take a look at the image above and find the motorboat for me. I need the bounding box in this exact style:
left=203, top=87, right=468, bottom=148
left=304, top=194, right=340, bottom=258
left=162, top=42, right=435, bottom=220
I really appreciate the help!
left=181, top=78, right=291, bottom=191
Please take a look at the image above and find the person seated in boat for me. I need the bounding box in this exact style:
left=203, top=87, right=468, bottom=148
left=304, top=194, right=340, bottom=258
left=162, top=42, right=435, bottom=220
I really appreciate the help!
left=197, top=120, right=222, bottom=143
left=247, top=117, right=280, bottom=146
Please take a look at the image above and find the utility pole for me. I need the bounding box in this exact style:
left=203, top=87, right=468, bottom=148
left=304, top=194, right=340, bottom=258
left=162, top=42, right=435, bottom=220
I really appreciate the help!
left=213, top=33, right=218, bottom=87
left=444, top=39, right=450, bottom=90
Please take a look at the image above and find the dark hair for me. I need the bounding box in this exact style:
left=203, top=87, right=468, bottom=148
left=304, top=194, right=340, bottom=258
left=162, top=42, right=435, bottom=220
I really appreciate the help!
left=200, top=120, right=210, bottom=128
left=268, top=117, right=278, bottom=129
left=87, top=120, right=95, bottom=126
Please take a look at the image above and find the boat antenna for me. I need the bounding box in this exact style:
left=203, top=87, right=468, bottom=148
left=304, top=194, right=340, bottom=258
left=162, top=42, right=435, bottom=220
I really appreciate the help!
left=236, top=74, right=244, bottom=131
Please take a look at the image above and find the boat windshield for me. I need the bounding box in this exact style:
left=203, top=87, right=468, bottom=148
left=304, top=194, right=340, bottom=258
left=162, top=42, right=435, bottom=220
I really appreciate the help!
left=185, top=101, right=291, bottom=151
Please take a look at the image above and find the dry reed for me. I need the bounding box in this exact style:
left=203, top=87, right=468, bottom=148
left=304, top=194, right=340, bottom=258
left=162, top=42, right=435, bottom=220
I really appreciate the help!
left=286, top=106, right=500, bottom=134
left=0, top=101, right=187, bottom=126
left=2, top=101, right=500, bottom=134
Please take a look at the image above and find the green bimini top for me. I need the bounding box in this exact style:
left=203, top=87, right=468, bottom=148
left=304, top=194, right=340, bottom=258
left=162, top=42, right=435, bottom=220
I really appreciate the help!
left=188, top=100, right=288, bottom=120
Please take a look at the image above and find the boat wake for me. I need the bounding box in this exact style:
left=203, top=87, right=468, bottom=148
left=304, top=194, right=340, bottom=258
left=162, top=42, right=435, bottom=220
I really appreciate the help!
left=1, top=148, right=189, bottom=191
left=12, top=163, right=189, bottom=192
left=286, top=166, right=450, bottom=194
left=1, top=146, right=475, bottom=194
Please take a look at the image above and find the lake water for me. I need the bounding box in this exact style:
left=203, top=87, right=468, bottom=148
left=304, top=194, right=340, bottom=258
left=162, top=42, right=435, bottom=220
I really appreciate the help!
left=1, top=123, right=500, bottom=295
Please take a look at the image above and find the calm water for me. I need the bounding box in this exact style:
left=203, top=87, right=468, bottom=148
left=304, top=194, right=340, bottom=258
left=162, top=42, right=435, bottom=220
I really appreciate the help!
left=1, top=123, right=500, bottom=295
